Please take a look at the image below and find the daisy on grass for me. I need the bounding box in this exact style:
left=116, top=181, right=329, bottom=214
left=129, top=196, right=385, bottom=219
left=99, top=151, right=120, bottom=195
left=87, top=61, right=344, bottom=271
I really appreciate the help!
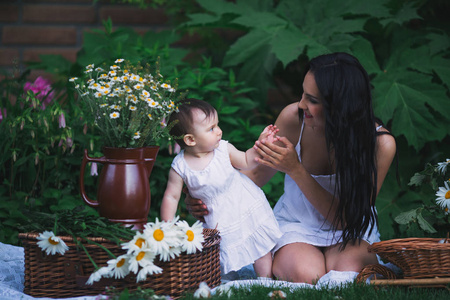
left=435, top=180, right=450, bottom=210
left=36, top=231, right=69, bottom=255
left=436, top=159, right=450, bottom=175
left=176, top=220, right=204, bottom=254
left=143, top=218, right=180, bottom=255
left=193, top=282, right=211, bottom=298
left=86, top=266, right=111, bottom=285
left=136, top=262, right=163, bottom=282
left=107, top=255, right=130, bottom=279
left=128, top=248, right=157, bottom=274
left=133, top=131, right=141, bottom=139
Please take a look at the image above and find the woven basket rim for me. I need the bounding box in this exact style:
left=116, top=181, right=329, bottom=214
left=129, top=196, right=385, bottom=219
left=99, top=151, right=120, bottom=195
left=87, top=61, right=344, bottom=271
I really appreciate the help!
left=18, top=228, right=221, bottom=247
left=368, top=237, right=450, bottom=253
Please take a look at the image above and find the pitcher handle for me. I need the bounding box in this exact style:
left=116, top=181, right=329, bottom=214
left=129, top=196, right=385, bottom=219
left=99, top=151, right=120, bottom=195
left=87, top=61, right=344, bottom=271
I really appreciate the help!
left=79, top=149, right=106, bottom=208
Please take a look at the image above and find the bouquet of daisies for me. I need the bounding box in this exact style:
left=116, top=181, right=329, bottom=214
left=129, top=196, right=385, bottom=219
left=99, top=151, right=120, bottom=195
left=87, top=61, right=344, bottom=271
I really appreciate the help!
left=36, top=216, right=204, bottom=284
left=69, top=59, right=184, bottom=148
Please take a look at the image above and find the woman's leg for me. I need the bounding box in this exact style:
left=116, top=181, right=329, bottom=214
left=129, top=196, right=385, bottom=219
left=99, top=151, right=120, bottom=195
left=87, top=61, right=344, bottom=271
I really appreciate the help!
left=324, top=240, right=378, bottom=272
left=272, top=242, right=326, bottom=284
left=253, top=252, right=273, bottom=278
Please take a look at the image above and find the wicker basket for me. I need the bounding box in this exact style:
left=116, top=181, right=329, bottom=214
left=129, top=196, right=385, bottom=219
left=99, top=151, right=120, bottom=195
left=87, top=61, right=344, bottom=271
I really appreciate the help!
left=368, top=237, right=450, bottom=279
left=19, top=228, right=221, bottom=298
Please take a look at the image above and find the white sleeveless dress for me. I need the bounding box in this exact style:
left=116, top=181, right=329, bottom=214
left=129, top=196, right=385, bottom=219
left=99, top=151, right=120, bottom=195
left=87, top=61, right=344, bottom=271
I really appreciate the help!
left=171, top=140, right=282, bottom=274
left=272, top=123, right=381, bottom=253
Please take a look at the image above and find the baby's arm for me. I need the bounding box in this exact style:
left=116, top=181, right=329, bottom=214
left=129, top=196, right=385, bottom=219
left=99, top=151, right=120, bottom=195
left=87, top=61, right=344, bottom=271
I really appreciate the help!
left=160, top=168, right=184, bottom=221
left=229, top=125, right=278, bottom=170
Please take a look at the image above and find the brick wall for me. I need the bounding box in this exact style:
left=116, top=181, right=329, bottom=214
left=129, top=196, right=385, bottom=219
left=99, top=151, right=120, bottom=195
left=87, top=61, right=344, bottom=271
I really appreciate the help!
left=0, top=0, right=171, bottom=78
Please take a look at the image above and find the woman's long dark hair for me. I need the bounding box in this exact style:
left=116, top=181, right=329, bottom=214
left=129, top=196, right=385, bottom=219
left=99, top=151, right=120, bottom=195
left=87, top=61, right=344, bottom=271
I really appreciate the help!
left=307, top=52, right=378, bottom=248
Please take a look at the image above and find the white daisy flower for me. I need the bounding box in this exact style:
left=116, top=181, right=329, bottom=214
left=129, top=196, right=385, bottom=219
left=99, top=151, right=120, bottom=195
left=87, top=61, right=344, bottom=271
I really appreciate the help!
left=176, top=220, right=204, bottom=254
left=193, top=282, right=211, bottom=298
left=147, top=98, right=159, bottom=107
left=130, top=74, right=140, bottom=81
left=86, top=266, right=111, bottom=285
left=436, top=159, right=450, bottom=175
left=134, top=84, right=143, bottom=90
left=133, top=131, right=141, bottom=139
left=86, top=64, right=94, bottom=69
left=69, top=77, right=77, bottom=82
left=94, top=91, right=103, bottom=98
left=136, top=262, right=163, bottom=282
left=110, top=111, right=120, bottom=119
left=99, top=73, right=108, bottom=79
left=143, top=218, right=180, bottom=256
left=95, top=67, right=104, bottom=72
left=128, top=248, right=157, bottom=274
left=150, top=85, right=158, bottom=91
left=36, top=231, right=69, bottom=255
left=161, top=83, right=171, bottom=89
left=84, top=69, right=93, bottom=74
left=115, top=58, right=124, bottom=63
left=109, top=104, right=121, bottom=110
left=110, top=64, right=120, bottom=70
left=129, top=105, right=137, bottom=111
left=122, top=231, right=148, bottom=253
left=141, top=90, right=150, bottom=98
left=107, top=255, right=130, bottom=279
left=435, top=181, right=450, bottom=210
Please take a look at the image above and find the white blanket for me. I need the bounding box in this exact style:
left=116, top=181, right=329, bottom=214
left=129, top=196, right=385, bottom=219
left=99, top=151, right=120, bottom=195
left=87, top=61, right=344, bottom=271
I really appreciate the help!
left=0, top=242, right=393, bottom=299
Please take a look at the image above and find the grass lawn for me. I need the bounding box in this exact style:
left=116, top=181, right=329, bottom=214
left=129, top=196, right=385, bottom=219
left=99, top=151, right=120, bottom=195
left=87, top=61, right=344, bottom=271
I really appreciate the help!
left=109, top=281, right=450, bottom=299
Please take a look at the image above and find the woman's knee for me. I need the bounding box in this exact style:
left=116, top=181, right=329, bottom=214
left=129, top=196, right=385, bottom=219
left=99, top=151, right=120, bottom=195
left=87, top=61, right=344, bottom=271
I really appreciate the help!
left=272, top=243, right=326, bottom=284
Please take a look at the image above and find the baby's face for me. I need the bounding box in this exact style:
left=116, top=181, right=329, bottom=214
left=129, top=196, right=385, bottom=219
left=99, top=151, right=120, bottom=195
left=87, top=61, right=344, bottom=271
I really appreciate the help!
left=190, top=109, right=222, bottom=152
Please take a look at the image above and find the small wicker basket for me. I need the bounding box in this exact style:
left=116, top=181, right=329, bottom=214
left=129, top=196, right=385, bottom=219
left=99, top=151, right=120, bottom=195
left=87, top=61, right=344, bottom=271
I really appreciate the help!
left=368, top=237, right=450, bottom=279
left=19, top=228, right=221, bottom=298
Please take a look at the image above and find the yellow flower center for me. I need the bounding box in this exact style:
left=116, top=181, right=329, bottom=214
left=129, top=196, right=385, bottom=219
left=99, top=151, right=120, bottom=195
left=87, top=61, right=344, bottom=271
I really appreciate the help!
left=134, top=237, right=146, bottom=248
left=48, top=237, right=59, bottom=245
left=136, top=251, right=145, bottom=261
left=186, top=230, right=194, bottom=242
left=445, top=190, right=450, bottom=199
left=116, top=258, right=125, bottom=268
left=153, top=229, right=164, bottom=241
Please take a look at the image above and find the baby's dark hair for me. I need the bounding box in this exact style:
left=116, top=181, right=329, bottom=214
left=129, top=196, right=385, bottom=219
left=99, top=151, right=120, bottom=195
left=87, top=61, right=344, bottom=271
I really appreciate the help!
left=169, top=98, right=216, bottom=149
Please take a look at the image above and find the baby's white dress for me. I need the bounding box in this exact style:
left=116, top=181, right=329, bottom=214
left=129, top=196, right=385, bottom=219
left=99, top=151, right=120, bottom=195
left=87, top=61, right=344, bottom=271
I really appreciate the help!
left=171, top=140, right=282, bottom=274
left=272, top=122, right=381, bottom=253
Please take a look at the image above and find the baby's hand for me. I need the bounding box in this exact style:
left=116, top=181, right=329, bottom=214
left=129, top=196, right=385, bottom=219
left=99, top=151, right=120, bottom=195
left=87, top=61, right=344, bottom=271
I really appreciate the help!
left=259, top=125, right=278, bottom=144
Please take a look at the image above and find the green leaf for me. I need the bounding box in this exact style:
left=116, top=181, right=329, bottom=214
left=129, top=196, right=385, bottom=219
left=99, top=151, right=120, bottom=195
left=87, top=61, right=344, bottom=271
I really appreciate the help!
left=220, top=106, right=240, bottom=115
left=408, top=172, right=427, bottom=187
left=431, top=56, right=450, bottom=88
left=394, top=208, right=419, bottom=225
left=223, top=29, right=272, bottom=67
left=231, top=12, right=287, bottom=30
left=349, top=38, right=380, bottom=76
left=417, top=213, right=437, bottom=233
left=184, top=13, right=222, bottom=26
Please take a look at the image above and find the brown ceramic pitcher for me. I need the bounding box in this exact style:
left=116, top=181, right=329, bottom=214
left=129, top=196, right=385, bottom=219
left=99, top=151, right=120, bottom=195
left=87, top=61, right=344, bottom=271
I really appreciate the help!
left=79, top=146, right=159, bottom=230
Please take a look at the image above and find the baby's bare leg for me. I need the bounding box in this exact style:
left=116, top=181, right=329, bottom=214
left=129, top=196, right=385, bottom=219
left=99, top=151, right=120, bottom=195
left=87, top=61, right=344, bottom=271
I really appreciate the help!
left=253, top=252, right=273, bottom=278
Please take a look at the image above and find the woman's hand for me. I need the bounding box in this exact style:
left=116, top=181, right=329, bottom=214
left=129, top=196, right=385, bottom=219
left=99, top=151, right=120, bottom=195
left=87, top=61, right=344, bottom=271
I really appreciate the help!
left=183, top=187, right=207, bottom=222
left=254, top=135, right=301, bottom=175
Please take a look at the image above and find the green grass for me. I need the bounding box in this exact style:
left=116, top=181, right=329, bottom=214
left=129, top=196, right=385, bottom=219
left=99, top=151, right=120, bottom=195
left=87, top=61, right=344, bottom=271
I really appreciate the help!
left=107, top=282, right=450, bottom=299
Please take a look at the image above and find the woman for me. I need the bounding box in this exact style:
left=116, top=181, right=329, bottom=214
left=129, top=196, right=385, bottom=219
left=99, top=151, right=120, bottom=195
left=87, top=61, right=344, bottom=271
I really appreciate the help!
left=186, top=52, right=396, bottom=283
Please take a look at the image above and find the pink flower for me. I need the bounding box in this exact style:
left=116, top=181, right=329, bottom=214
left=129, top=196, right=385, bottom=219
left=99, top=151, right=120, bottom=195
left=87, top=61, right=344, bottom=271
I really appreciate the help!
left=24, top=76, right=55, bottom=109
left=58, top=113, right=66, bottom=128
left=0, top=108, right=6, bottom=123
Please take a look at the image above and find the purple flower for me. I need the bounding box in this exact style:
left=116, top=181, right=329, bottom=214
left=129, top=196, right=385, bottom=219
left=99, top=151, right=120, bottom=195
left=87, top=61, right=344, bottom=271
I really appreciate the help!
left=58, top=113, right=66, bottom=128
left=24, top=76, right=55, bottom=109
left=0, top=108, right=6, bottom=123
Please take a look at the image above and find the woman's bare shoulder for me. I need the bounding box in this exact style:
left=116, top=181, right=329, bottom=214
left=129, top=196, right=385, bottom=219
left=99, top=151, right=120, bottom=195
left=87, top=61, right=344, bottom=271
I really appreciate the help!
left=376, top=128, right=396, bottom=158
left=275, top=103, right=301, bottom=143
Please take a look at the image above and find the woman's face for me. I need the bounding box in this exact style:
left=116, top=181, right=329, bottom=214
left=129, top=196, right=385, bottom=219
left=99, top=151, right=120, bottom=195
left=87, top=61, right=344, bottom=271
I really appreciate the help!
left=298, top=71, right=325, bottom=129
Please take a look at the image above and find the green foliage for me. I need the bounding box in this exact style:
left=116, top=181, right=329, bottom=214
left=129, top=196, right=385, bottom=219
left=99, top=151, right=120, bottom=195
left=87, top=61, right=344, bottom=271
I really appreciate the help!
left=394, top=159, right=450, bottom=236
left=0, top=74, right=93, bottom=245
left=178, top=0, right=450, bottom=239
